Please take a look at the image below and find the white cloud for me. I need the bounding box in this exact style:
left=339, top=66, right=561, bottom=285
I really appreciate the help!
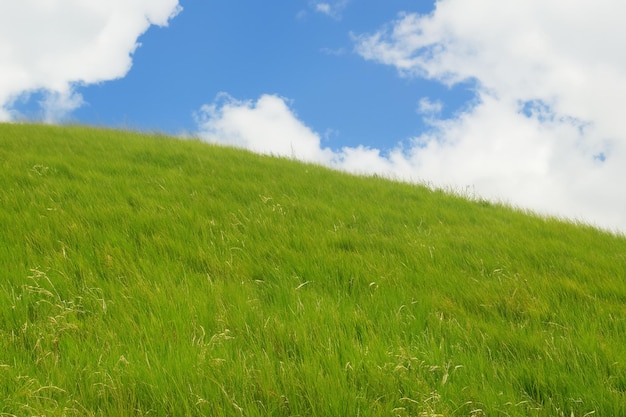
left=0, top=0, right=181, bottom=122
left=40, top=88, right=85, bottom=123
left=195, top=94, right=335, bottom=164
left=417, top=97, right=442, bottom=115
left=312, top=0, right=350, bottom=20
left=316, top=3, right=332, bottom=14
left=348, top=0, right=626, bottom=233
left=194, top=93, right=413, bottom=177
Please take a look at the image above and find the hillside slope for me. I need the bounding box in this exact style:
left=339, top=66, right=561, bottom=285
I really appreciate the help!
left=1, top=124, right=626, bottom=416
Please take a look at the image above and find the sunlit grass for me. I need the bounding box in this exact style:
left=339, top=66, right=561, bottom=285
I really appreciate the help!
left=1, top=123, right=626, bottom=416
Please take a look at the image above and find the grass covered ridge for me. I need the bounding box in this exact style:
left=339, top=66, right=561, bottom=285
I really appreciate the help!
left=1, top=123, right=626, bottom=416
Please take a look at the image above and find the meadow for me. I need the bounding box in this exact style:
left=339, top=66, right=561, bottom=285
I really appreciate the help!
left=1, top=123, right=625, bottom=416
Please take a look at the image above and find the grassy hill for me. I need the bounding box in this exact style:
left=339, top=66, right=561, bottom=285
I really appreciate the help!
left=1, top=123, right=626, bottom=416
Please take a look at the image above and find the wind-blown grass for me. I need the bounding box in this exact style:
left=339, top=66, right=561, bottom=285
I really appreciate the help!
left=1, top=123, right=626, bottom=416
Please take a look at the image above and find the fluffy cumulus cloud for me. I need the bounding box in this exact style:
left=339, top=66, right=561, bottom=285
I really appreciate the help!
left=195, top=93, right=410, bottom=176
left=0, top=0, right=181, bottom=122
left=351, top=0, right=626, bottom=232
left=198, top=0, right=626, bottom=233
left=195, top=94, right=335, bottom=164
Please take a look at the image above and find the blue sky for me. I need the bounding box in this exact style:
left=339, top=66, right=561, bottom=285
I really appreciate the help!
left=2, top=0, right=626, bottom=233
left=73, top=0, right=468, bottom=150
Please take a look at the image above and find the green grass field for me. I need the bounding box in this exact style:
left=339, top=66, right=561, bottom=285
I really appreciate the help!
left=1, top=123, right=626, bottom=416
